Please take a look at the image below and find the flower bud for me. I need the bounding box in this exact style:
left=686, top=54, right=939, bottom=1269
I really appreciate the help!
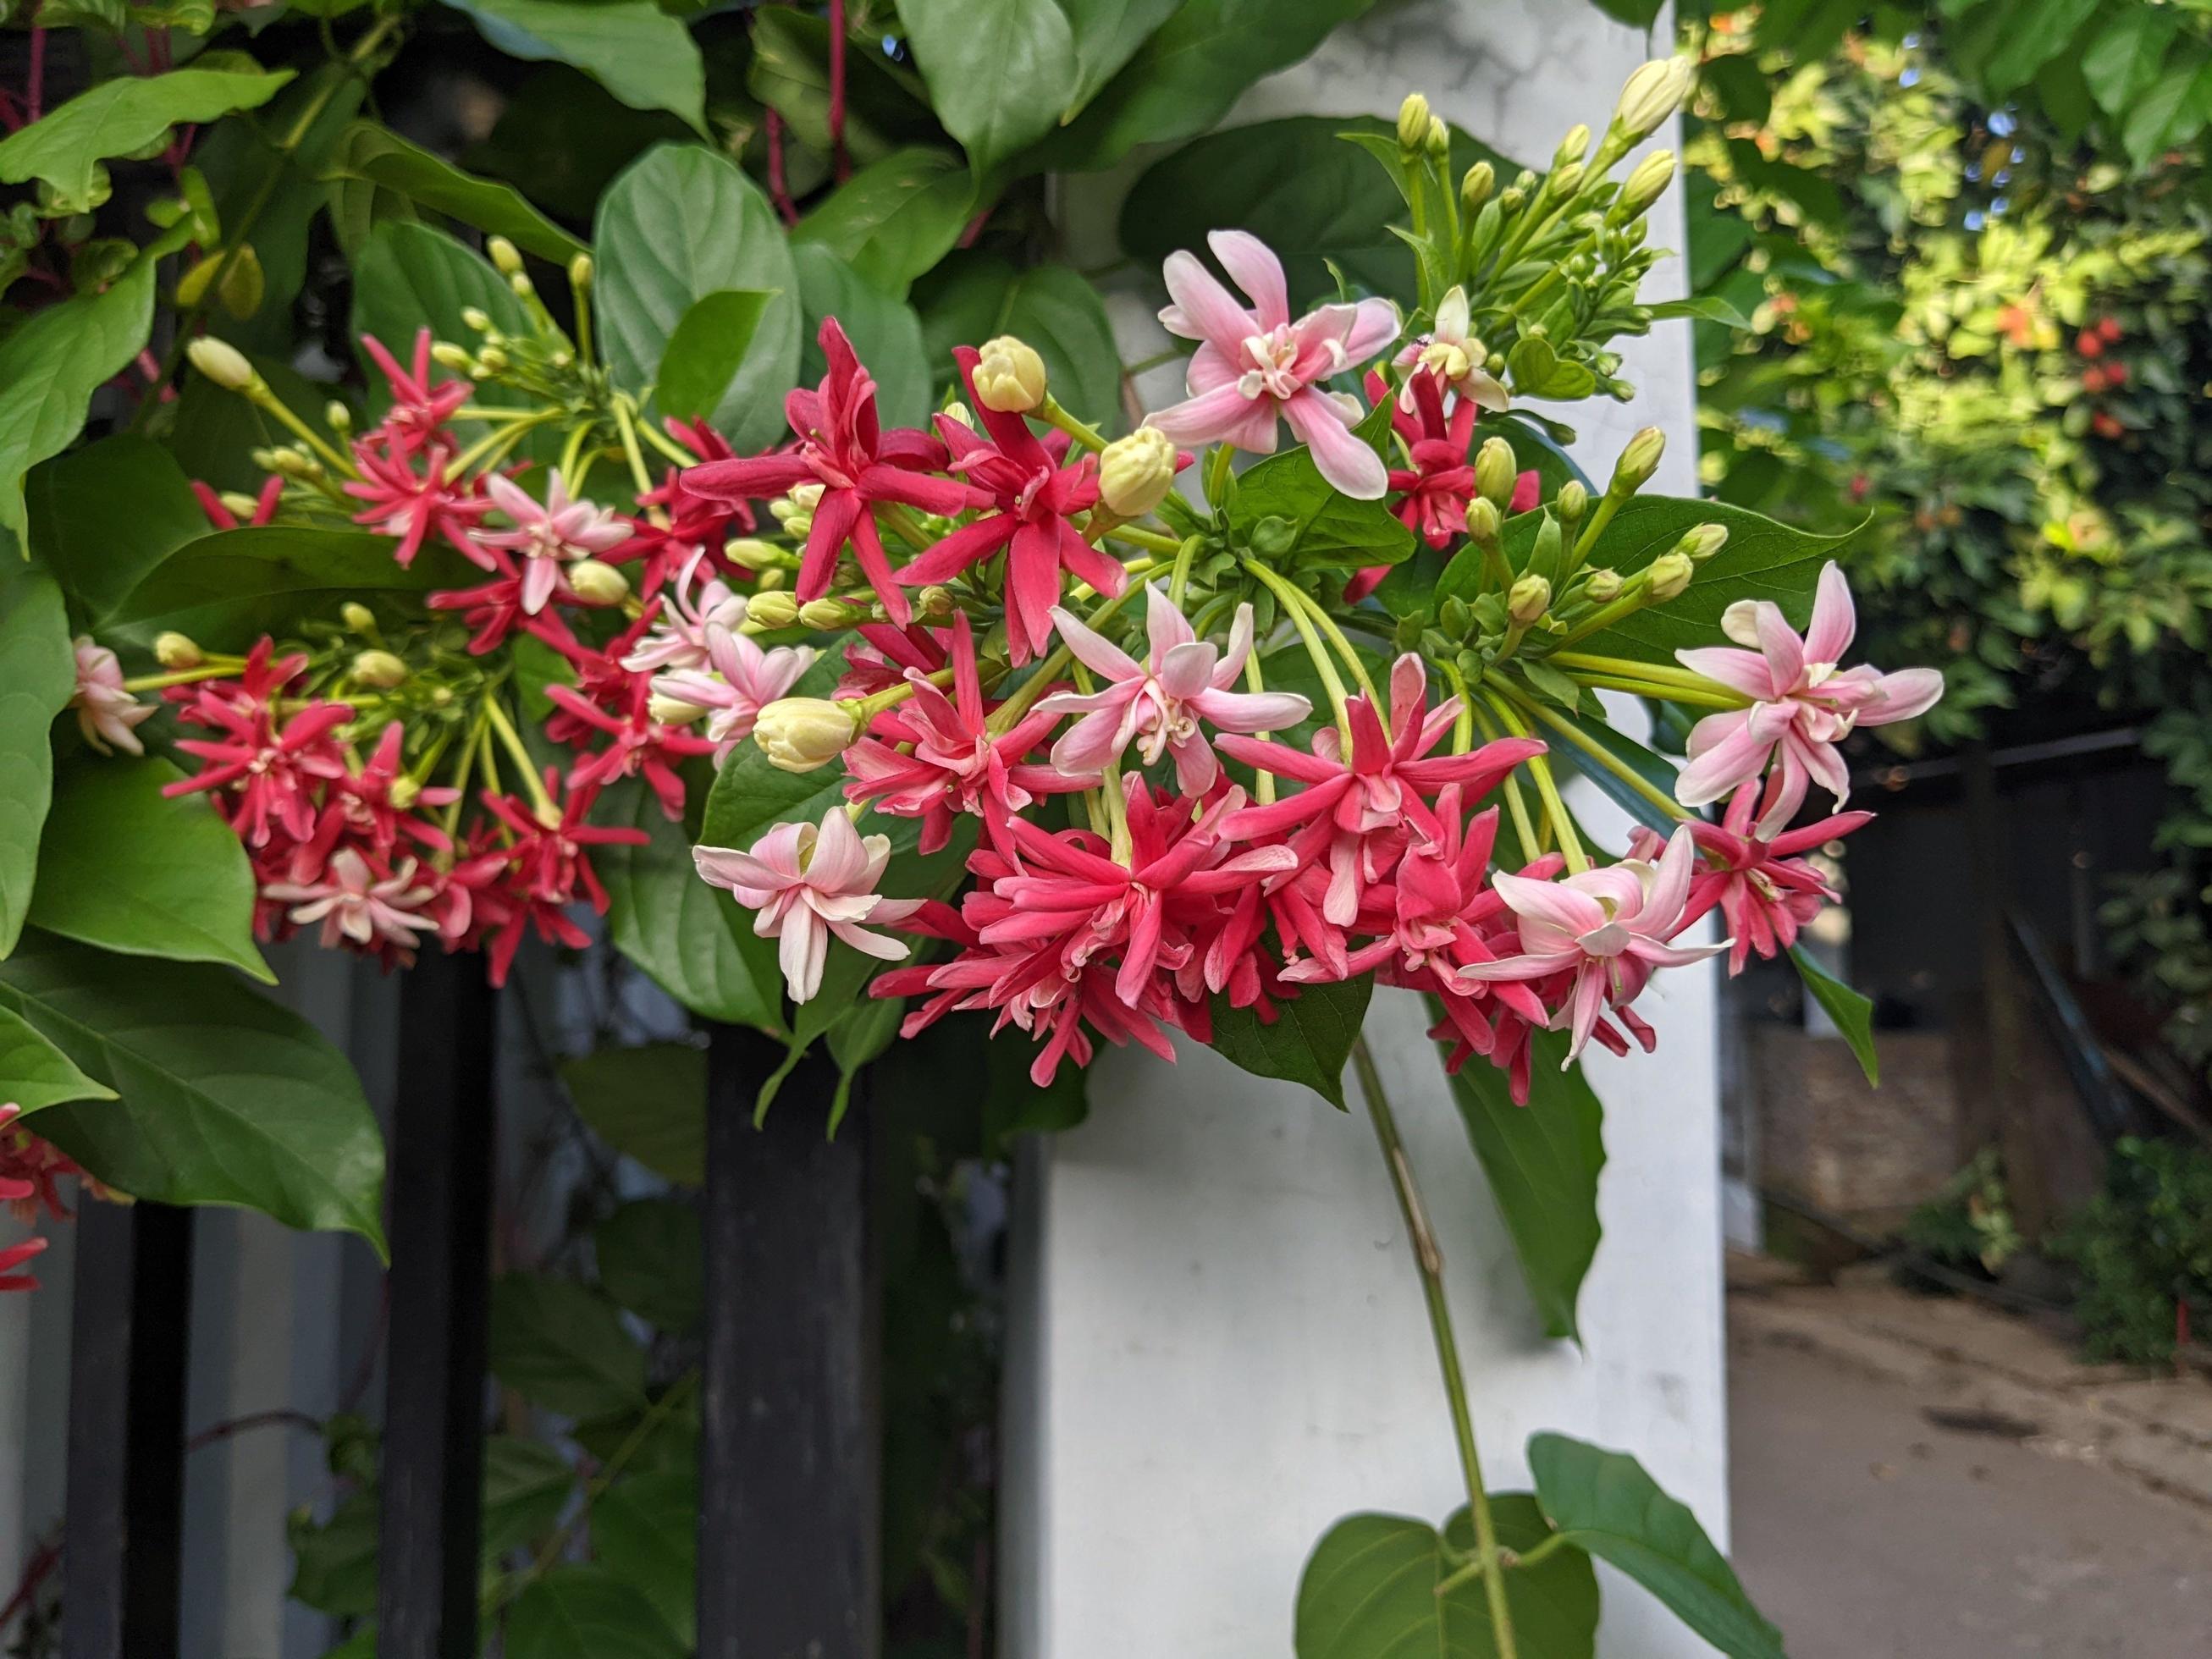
left=1618, top=150, right=1676, bottom=219
left=1646, top=550, right=1694, bottom=601
left=432, top=342, right=475, bottom=373
left=567, top=559, right=630, bottom=605
left=1613, top=56, right=1696, bottom=144
left=1582, top=568, right=1624, bottom=604
left=753, top=698, right=858, bottom=773
left=154, top=631, right=203, bottom=670
left=487, top=236, right=523, bottom=277
left=1680, top=522, right=1729, bottom=561
left=746, top=591, right=802, bottom=629
left=1397, top=92, right=1432, bottom=152
left=185, top=336, right=257, bottom=393
left=1550, top=161, right=1587, bottom=199
left=1424, top=114, right=1450, bottom=158
left=475, top=345, right=509, bottom=374
left=725, top=537, right=787, bottom=570
left=918, top=586, right=956, bottom=618
left=974, top=335, right=1048, bottom=414
left=1498, top=185, right=1527, bottom=215
left=350, top=649, right=409, bottom=689
left=509, top=272, right=535, bottom=300
left=218, top=492, right=261, bottom=520
left=568, top=252, right=593, bottom=292
left=1611, top=426, right=1666, bottom=493
left=460, top=307, right=494, bottom=334
left=649, top=692, right=709, bottom=727
left=1464, top=497, right=1502, bottom=546
left=1475, top=437, right=1519, bottom=508
left=1099, top=426, right=1178, bottom=516
left=1508, top=573, right=1552, bottom=625
left=1460, top=161, right=1495, bottom=210
left=325, top=401, right=352, bottom=435
left=341, top=603, right=378, bottom=635
left=1437, top=596, right=1472, bottom=638
left=1554, top=124, right=1591, bottom=169
left=798, top=598, right=860, bottom=631
left=941, top=401, right=977, bottom=430
left=389, top=777, right=421, bottom=810
left=1555, top=480, right=1589, bottom=526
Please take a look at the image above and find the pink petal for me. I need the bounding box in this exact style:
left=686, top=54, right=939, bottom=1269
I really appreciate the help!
left=1047, top=605, right=1142, bottom=681
left=1674, top=645, right=1779, bottom=701
left=1161, top=250, right=1257, bottom=351
left=1337, top=296, right=1402, bottom=367
left=1143, top=582, right=1196, bottom=657
left=1803, top=561, right=1856, bottom=664
left=1156, top=640, right=1218, bottom=699
left=1208, top=230, right=1289, bottom=331
left=778, top=914, right=830, bottom=1002
left=805, top=809, right=872, bottom=893
left=1281, top=390, right=1387, bottom=500
left=1852, top=666, right=1944, bottom=726
left=1674, top=712, right=1773, bottom=808
left=1146, top=382, right=1272, bottom=449
left=1189, top=685, right=1311, bottom=734
left=1751, top=602, right=1806, bottom=692
left=1492, top=871, right=1609, bottom=937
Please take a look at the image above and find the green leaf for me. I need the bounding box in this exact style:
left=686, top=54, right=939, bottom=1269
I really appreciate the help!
left=1205, top=977, right=1371, bottom=1111
left=1294, top=1495, right=1598, bottom=1658
left=2082, top=6, right=2182, bottom=117
left=981, top=1024, right=1089, bottom=1155
left=0, top=67, right=295, bottom=211
left=1529, top=1432, right=1784, bottom=1659
left=321, top=120, right=586, bottom=263
left=505, top=1563, right=685, bottom=1659
left=488, top=1274, right=648, bottom=1419
left=913, top=253, right=1123, bottom=433
left=562, top=1042, right=707, bottom=1186
left=599, top=780, right=784, bottom=1033
left=0, top=1002, right=113, bottom=1115
left=746, top=9, right=946, bottom=170
left=2, top=935, right=386, bottom=1248
left=1528, top=702, right=1680, bottom=835
left=29, top=754, right=272, bottom=983
left=793, top=244, right=931, bottom=430
left=351, top=218, right=530, bottom=367
left=25, top=436, right=208, bottom=626
left=1023, top=0, right=1380, bottom=178
left=1428, top=1010, right=1605, bottom=1344
left=792, top=146, right=974, bottom=298
left=1647, top=294, right=1753, bottom=330
left=1553, top=498, right=1855, bottom=669
left=654, top=290, right=775, bottom=423
left=289, top=1491, right=379, bottom=1617
left=1980, top=0, right=2102, bottom=93
left=1790, top=944, right=1878, bottom=1086
left=1227, top=399, right=1413, bottom=572
left=439, top=0, right=705, bottom=133
left=594, top=145, right=803, bottom=453
left=2121, top=43, right=2212, bottom=168
left=591, top=1469, right=697, bottom=1645
left=0, top=564, right=73, bottom=958
left=593, top=1198, right=702, bottom=1336
left=0, top=251, right=161, bottom=545
left=482, top=1435, right=576, bottom=1558
left=463, top=64, right=694, bottom=225
left=896, top=0, right=1081, bottom=179
left=102, top=526, right=456, bottom=655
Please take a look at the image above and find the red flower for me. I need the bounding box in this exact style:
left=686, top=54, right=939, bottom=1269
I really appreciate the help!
left=681, top=319, right=983, bottom=626
left=360, top=328, right=471, bottom=451
left=1659, top=780, right=1871, bottom=975
left=163, top=641, right=354, bottom=848
left=191, top=475, right=281, bottom=530
left=893, top=346, right=1126, bottom=663
left=344, top=442, right=491, bottom=568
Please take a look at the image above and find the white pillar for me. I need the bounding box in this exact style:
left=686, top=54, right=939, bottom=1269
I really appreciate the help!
left=1010, top=4, right=1724, bottom=1652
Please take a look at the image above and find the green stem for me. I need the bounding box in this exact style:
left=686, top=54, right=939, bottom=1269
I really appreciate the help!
left=1167, top=533, right=1201, bottom=610
left=1241, top=650, right=1277, bottom=805
left=1104, top=525, right=1183, bottom=556
left=1349, top=1039, right=1519, bottom=1659
left=1487, top=692, right=1586, bottom=872
left=1564, top=491, right=1624, bottom=578
left=1037, top=394, right=1107, bottom=452
left=1285, top=586, right=1381, bottom=706
left=1471, top=697, right=1542, bottom=855
left=1561, top=671, right=1744, bottom=710
left=1243, top=559, right=1349, bottom=730
left=483, top=696, right=555, bottom=818
left=1493, top=681, right=1688, bottom=822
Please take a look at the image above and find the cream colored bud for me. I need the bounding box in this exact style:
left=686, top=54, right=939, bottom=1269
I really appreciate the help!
left=1614, top=56, right=1696, bottom=143
left=1475, top=437, right=1519, bottom=508
left=798, top=598, right=858, bottom=631
left=755, top=567, right=788, bottom=592
left=487, top=236, right=523, bottom=277
left=1582, top=568, right=1624, bottom=604
left=460, top=307, right=494, bottom=333
left=567, top=559, right=629, bottom=605
left=1550, top=161, right=1587, bottom=199
left=340, top=603, right=378, bottom=635
left=185, top=336, right=257, bottom=393
left=1619, top=149, right=1676, bottom=218
left=941, top=402, right=977, bottom=430
left=1397, top=92, right=1433, bottom=152
left=218, top=492, right=261, bottom=521
left=350, top=649, right=409, bottom=689
left=1465, top=496, right=1502, bottom=543
left=268, top=447, right=323, bottom=482
left=389, top=776, right=422, bottom=810
left=1099, top=426, right=1179, bottom=516
left=568, top=252, right=594, bottom=292
left=325, top=401, right=352, bottom=434
left=477, top=345, right=509, bottom=374
left=1612, top=426, right=1666, bottom=493
left=918, top=586, right=956, bottom=619
left=649, top=692, right=709, bottom=727
left=509, top=272, right=535, bottom=300
left=724, top=537, right=786, bottom=571
left=154, top=631, right=204, bottom=670
left=1424, top=114, right=1450, bottom=157
left=753, top=698, right=858, bottom=773
left=1554, top=124, right=1591, bottom=168
left=745, top=591, right=801, bottom=629
left=432, top=343, right=475, bottom=373
left=1508, top=573, right=1552, bottom=625
left=1680, top=523, right=1729, bottom=561
left=974, top=335, right=1048, bottom=414
left=1556, top=480, right=1590, bottom=526
left=1461, top=161, right=1496, bottom=211
left=1646, top=551, right=1694, bottom=601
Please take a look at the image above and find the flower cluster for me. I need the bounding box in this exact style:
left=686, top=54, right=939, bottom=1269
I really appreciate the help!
left=0, top=1104, right=100, bottom=1295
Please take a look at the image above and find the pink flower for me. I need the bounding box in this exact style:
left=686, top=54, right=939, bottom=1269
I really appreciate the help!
left=163, top=642, right=353, bottom=848
left=1648, top=781, right=1872, bottom=976
left=1456, top=826, right=1726, bottom=1061
left=893, top=346, right=1124, bottom=664
left=473, top=473, right=631, bottom=615
left=262, top=847, right=437, bottom=956
left=1674, top=561, right=1943, bottom=834
left=692, top=810, right=924, bottom=1002
left=1144, top=231, right=1398, bottom=499
left=651, top=630, right=816, bottom=763
left=0, top=1102, right=91, bottom=1224
left=360, top=329, right=470, bottom=450
left=681, top=319, right=984, bottom=626
left=621, top=553, right=750, bottom=675
left=1038, top=587, right=1311, bottom=792
left=69, top=637, right=153, bottom=756
left=345, top=442, right=491, bottom=567
left=191, top=476, right=281, bottom=530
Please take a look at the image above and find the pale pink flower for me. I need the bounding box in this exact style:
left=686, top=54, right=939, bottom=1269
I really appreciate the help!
left=621, top=552, right=750, bottom=675
left=652, top=630, right=816, bottom=763
left=1038, top=586, right=1311, bottom=792
left=1674, top=561, right=1944, bottom=835
left=1455, top=826, right=1726, bottom=1062
left=692, top=810, right=924, bottom=1002
left=1144, top=231, right=1398, bottom=499
left=473, top=473, right=631, bottom=616
left=69, top=637, right=153, bottom=757
left=262, top=848, right=437, bottom=953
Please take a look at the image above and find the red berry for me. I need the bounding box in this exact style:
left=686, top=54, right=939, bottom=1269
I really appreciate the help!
left=2077, top=330, right=2104, bottom=357
left=2093, top=411, right=2124, bottom=438
left=2104, top=361, right=2126, bottom=386
left=2098, top=316, right=2123, bottom=342
left=2082, top=367, right=2107, bottom=393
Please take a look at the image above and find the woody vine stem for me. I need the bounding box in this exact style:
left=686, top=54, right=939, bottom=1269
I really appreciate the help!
left=1350, top=1037, right=1519, bottom=1656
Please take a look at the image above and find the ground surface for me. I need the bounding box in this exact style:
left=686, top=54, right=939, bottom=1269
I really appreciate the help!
left=1727, top=1261, right=2212, bottom=1656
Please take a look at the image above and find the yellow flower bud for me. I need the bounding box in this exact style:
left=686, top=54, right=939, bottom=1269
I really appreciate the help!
left=154, top=631, right=204, bottom=670
left=1475, top=437, right=1519, bottom=508
left=460, top=307, right=494, bottom=334
left=798, top=598, right=858, bottom=631
left=974, top=335, right=1048, bottom=414
left=568, top=252, right=594, bottom=292
left=218, top=492, right=261, bottom=521
left=1555, top=480, right=1589, bottom=526
left=649, top=692, right=709, bottom=727
left=918, top=586, right=956, bottom=618
left=1612, top=426, right=1666, bottom=493
left=745, top=591, right=802, bottom=629
left=1098, top=426, right=1179, bottom=516
left=1582, top=568, right=1625, bottom=604
left=389, top=776, right=422, bottom=810
left=567, top=559, right=630, bottom=605
left=1680, top=523, right=1729, bottom=561
left=432, top=343, right=475, bottom=373
left=487, top=236, right=523, bottom=277
left=723, top=537, right=786, bottom=571
left=1461, top=161, right=1496, bottom=210
left=1508, top=573, right=1552, bottom=625
left=1465, top=496, right=1502, bottom=543
left=1646, top=550, right=1694, bottom=601
left=1613, top=56, right=1696, bottom=144
left=1550, top=161, right=1587, bottom=199
left=1554, top=124, right=1591, bottom=169
left=340, top=603, right=378, bottom=635
left=1424, top=114, right=1450, bottom=158
left=185, top=337, right=258, bottom=394
left=350, top=649, right=409, bottom=689
left=1618, top=149, right=1676, bottom=218
left=753, top=697, right=858, bottom=773
left=325, top=401, right=352, bottom=435
left=1397, top=92, right=1433, bottom=152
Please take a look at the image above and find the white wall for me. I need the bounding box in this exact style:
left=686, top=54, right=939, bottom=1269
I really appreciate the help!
left=1010, top=3, right=1727, bottom=1651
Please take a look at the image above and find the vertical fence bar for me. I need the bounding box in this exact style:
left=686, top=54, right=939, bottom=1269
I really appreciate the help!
left=698, top=1028, right=880, bottom=1659
left=62, top=1200, right=193, bottom=1659
left=378, top=952, right=497, bottom=1659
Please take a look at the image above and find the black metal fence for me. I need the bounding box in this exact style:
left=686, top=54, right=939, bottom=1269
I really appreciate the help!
left=57, top=950, right=878, bottom=1659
